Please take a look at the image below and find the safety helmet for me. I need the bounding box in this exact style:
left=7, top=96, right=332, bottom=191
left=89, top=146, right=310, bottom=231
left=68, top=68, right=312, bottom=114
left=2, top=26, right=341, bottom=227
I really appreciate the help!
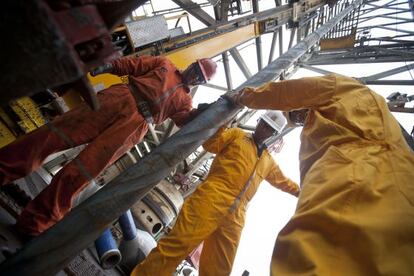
left=197, top=58, right=217, bottom=82
left=260, top=111, right=286, bottom=133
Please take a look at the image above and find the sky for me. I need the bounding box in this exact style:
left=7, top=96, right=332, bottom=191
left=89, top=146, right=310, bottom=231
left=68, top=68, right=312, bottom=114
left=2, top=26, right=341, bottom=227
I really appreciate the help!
left=136, top=1, right=413, bottom=275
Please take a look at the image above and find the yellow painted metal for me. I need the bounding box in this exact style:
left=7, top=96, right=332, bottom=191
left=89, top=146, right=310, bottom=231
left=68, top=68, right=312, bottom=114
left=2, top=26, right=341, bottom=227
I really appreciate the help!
left=0, top=107, right=16, bottom=148
left=320, top=32, right=356, bottom=50
left=9, top=97, right=46, bottom=133
left=166, top=24, right=257, bottom=69
left=88, top=24, right=258, bottom=87
left=0, top=120, right=15, bottom=148
left=88, top=73, right=128, bottom=92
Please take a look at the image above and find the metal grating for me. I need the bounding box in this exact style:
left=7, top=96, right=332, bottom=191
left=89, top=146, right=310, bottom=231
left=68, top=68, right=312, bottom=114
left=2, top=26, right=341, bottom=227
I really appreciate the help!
left=125, top=15, right=170, bottom=48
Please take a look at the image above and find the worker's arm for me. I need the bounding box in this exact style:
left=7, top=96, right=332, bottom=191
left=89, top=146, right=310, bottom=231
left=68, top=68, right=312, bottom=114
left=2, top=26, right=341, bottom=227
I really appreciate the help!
left=170, top=107, right=198, bottom=128
left=202, top=127, right=241, bottom=154
left=265, top=159, right=300, bottom=197
left=110, top=55, right=164, bottom=77
left=170, top=103, right=212, bottom=128
left=236, top=75, right=337, bottom=111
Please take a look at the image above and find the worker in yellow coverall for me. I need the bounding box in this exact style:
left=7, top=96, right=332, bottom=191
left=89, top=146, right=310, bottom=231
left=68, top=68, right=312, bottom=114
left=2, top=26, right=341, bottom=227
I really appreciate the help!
left=229, top=74, right=414, bottom=275
left=132, top=111, right=300, bottom=276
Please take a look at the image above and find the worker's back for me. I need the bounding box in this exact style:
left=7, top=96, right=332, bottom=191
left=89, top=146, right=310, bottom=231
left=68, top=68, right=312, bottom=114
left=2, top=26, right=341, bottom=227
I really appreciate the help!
left=273, top=74, right=414, bottom=275
left=298, top=74, right=412, bottom=181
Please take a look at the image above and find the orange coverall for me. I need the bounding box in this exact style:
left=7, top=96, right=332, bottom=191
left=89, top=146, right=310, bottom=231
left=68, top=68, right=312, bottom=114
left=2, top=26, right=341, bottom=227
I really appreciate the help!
left=133, top=127, right=299, bottom=276
left=237, top=74, right=414, bottom=275
left=0, top=55, right=196, bottom=236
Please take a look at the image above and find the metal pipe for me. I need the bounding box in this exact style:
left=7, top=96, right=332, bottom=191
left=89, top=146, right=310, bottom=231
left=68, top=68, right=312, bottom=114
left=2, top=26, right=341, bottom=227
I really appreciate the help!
left=118, top=210, right=137, bottom=241
left=364, top=80, right=414, bottom=85
left=222, top=51, right=233, bottom=91
left=252, top=0, right=263, bottom=71
left=288, top=28, right=296, bottom=49
left=148, top=124, right=160, bottom=145
left=268, top=30, right=278, bottom=64
left=94, top=229, right=122, bottom=269
left=256, top=36, right=264, bottom=70
left=279, top=26, right=284, bottom=56
left=409, top=0, right=414, bottom=20
left=0, top=1, right=363, bottom=274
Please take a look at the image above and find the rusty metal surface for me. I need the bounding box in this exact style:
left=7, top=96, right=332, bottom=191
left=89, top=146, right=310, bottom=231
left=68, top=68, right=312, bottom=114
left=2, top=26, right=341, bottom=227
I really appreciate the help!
left=0, top=0, right=146, bottom=109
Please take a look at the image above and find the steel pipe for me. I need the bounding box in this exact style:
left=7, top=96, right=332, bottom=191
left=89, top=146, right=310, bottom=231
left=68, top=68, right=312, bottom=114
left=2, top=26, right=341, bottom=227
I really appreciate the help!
left=94, top=229, right=122, bottom=269
left=118, top=210, right=137, bottom=241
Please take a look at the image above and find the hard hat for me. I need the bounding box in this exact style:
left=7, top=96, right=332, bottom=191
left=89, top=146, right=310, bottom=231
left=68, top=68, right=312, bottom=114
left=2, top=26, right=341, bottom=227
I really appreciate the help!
left=197, top=58, right=217, bottom=82
left=260, top=111, right=286, bottom=132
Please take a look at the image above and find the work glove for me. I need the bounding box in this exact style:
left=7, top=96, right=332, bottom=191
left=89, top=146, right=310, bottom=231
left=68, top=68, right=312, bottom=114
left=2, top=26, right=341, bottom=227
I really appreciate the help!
left=90, top=63, right=113, bottom=76
left=197, top=102, right=212, bottom=112
left=221, top=89, right=245, bottom=107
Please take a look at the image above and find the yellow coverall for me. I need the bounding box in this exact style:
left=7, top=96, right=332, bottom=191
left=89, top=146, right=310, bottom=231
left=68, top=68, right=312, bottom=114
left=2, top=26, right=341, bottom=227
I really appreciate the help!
left=237, top=74, right=414, bottom=275
left=132, top=127, right=299, bottom=276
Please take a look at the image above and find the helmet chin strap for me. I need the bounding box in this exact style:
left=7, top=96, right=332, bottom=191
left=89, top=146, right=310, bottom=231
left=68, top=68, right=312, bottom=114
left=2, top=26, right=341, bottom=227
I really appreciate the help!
left=263, top=127, right=295, bottom=149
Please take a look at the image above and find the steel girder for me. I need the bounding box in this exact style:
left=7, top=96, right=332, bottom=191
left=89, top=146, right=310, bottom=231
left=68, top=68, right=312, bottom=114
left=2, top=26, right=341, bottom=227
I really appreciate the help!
left=172, top=0, right=252, bottom=80
left=305, top=43, right=414, bottom=64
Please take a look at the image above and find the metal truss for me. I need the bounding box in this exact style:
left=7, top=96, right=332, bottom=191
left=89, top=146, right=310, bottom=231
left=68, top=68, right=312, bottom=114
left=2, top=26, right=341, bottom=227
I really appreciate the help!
left=302, top=0, right=414, bottom=87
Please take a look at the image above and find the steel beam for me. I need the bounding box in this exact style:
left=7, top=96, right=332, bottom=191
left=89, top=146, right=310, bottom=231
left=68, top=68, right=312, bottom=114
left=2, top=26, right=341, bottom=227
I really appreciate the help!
left=244, top=0, right=363, bottom=86
left=389, top=106, right=414, bottom=113
left=364, top=80, right=414, bottom=85
left=175, top=0, right=254, bottom=80
left=203, top=83, right=229, bottom=91
left=230, top=48, right=252, bottom=79
left=409, top=0, right=414, bottom=20
left=306, top=43, right=414, bottom=65
left=214, top=1, right=233, bottom=91
left=288, top=28, right=296, bottom=49
left=268, top=30, right=279, bottom=64
left=362, top=63, right=414, bottom=81
left=253, top=0, right=263, bottom=71
left=171, top=0, right=216, bottom=25
left=299, top=63, right=337, bottom=75
left=222, top=52, right=233, bottom=90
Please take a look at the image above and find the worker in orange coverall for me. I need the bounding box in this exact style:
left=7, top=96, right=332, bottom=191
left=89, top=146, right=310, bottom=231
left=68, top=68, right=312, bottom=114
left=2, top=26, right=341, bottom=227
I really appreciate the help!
left=0, top=55, right=217, bottom=239
left=229, top=74, right=414, bottom=275
left=132, top=111, right=300, bottom=276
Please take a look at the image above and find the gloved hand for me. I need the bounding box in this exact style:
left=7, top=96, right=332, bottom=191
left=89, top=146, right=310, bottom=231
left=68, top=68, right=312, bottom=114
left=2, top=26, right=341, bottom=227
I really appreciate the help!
left=90, top=63, right=113, bottom=76
left=197, top=102, right=212, bottom=112
left=221, top=89, right=244, bottom=107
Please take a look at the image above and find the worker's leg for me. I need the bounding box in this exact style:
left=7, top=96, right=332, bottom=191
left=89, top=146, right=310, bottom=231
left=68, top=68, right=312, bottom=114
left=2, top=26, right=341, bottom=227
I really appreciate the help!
left=271, top=147, right=414, bottom=275
left=0, top=86, right=132, bottom=185
left=132, top=181, right=229, bottom=276
left=0, top=125, right=68, bottom=185
left=16, top=110, right=147, bottom=236
left=199, top=205, right=245, bottom=276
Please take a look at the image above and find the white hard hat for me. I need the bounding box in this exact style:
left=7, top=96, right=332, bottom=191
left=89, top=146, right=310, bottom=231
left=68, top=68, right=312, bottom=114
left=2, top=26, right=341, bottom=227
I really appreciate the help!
left=260, top=110, right=286, bottom=132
